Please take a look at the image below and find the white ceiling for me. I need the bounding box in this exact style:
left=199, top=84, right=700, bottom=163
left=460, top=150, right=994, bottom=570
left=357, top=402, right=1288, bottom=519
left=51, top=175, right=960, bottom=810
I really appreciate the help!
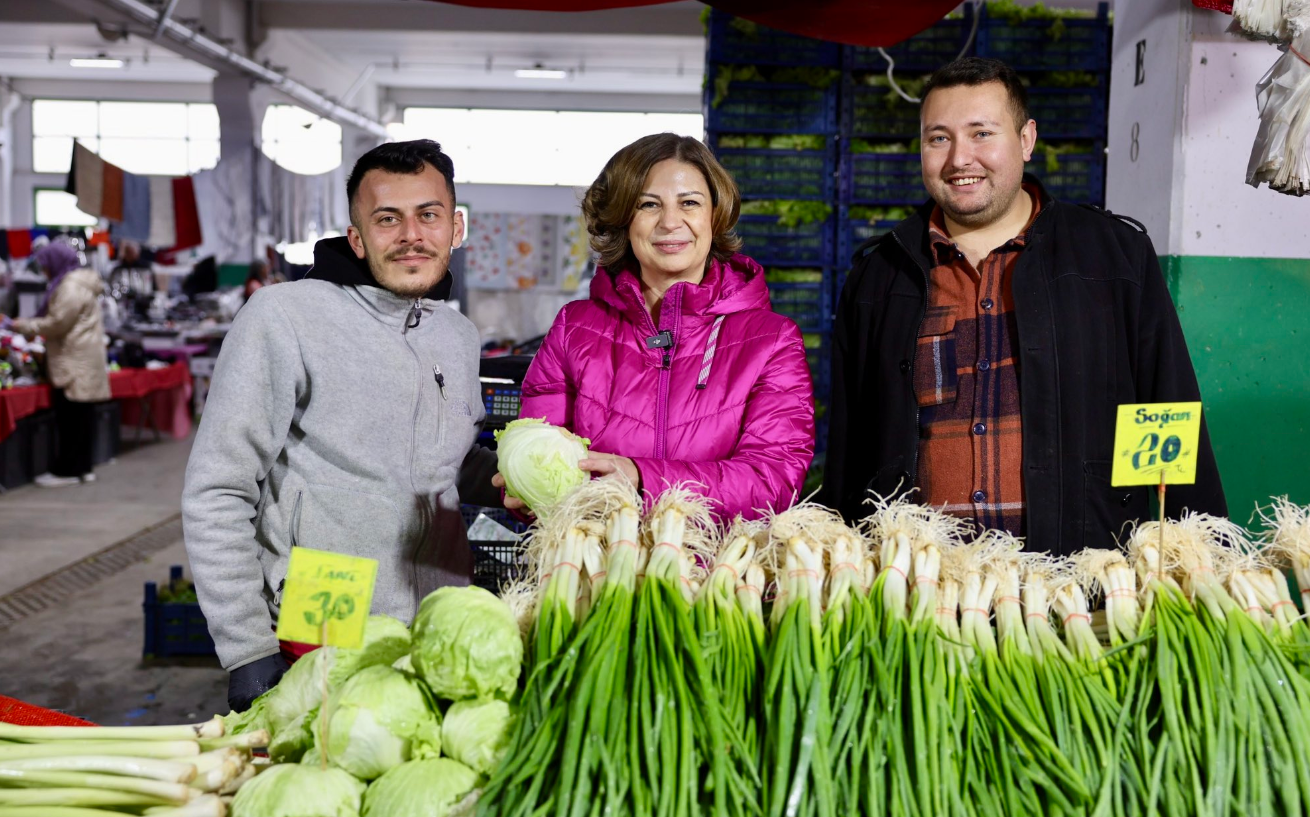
left=0, top=22, right=215, bottom=83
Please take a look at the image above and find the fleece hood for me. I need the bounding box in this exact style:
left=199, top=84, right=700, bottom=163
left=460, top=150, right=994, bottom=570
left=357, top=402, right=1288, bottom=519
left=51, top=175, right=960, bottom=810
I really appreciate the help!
left=308, top=236, right=453, bottom=301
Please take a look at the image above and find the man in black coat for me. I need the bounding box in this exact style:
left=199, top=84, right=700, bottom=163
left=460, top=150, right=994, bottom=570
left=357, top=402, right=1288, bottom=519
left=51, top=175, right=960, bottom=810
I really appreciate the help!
left=820, top=57, right=1225, bottom=554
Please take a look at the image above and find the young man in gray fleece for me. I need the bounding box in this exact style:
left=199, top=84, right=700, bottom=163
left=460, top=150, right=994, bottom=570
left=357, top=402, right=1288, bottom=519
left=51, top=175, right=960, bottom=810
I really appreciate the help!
left=182, top=140, right=502, bottom=712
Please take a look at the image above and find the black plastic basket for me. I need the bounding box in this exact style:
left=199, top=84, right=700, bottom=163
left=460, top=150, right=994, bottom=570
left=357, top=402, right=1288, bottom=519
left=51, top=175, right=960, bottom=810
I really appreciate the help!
left=838, top=213, right=901, bottom=268
left=976, top=3, right=1111, bottom=72
left=142, top=566, right=215, bottom=658
left=461, top=505, right=528, bottom=595
left=714, top=143, right=837, bottom=202
left=844, top=11, right=974, bottom=73
left=736, top=214, right=835, bottom=267
left=1026, top=85, right=1108, bottom=140
left=842, top=81, right=923, bottom=139
left=705, top=69, right=839, bottom=135
left=768, top=280, right=831, bottom=332
left=707, top=11, right=841, bottom=68
left=1026, top=148, right=1105, bottom=205
left=841, top=152, right=925, bottom=205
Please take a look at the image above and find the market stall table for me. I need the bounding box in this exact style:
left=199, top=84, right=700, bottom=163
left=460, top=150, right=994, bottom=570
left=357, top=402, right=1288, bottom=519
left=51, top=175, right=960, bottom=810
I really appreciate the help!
left=0, top=384, right=50, bottom=445
left=111, top=361, right=193, bottom=442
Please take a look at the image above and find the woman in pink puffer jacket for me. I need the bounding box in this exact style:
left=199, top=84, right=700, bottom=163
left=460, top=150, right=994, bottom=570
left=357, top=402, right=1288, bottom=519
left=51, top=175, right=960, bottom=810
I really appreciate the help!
left=509, top=133, right=815, bottom=521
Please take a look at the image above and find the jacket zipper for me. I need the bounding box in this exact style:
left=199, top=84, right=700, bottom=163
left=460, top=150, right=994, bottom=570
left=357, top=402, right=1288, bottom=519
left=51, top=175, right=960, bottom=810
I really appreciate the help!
left=634, top=282, right=675, bottom=460
left=891, top=230, right=930, bottom=488
left=407, top=299, right=422, bottom=330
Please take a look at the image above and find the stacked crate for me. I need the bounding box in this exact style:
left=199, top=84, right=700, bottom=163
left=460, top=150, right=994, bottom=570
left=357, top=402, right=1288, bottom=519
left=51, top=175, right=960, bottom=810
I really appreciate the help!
left=976, top=3, right=1110, bottom=205
left=703, top=11, right=842, bottom=451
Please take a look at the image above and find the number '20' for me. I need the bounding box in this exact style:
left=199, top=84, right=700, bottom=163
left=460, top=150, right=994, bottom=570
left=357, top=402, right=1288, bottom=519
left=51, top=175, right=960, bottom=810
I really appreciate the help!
left=1133, top=433, right=1181, bottom=469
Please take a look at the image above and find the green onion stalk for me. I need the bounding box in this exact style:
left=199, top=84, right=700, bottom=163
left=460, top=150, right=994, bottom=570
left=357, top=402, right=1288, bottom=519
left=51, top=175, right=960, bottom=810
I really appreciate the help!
left=1040, top=565, right=1121, bottom=817
left=1127, top=522, right=1236, bottom=817
left=904, top=542, right=966, bottom=817
left=949, top=542, right=1003, bottom=817
left=819, top=520, right=872, bottom=817
left=761, top=505, right=835, bottom=817
left=1260, top=497, right=1310, bottom=678
left=631, top=488, right=752, bottom=817
left=551, top=492, right=643, bottom=817
left=480, top=480, right=629, bottom=817
left=857, top=496, right=918, bottom=817
left=1175, top=515, right=1310, bottom=817
left=695, top=520, right=767, bottom=774
left=736, top=559, right=769, bottom=763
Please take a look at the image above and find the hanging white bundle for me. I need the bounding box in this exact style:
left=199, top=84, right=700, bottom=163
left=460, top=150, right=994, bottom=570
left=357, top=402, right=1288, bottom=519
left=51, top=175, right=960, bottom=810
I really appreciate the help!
left=1246, top=26, right=1310, bottom=196
left=1232, top=0, right=1292, bottom=41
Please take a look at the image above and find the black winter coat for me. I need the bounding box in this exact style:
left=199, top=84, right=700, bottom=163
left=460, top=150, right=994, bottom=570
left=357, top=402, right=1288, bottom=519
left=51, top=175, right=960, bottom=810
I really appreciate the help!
left=819, top=180, right=1226, bottom=554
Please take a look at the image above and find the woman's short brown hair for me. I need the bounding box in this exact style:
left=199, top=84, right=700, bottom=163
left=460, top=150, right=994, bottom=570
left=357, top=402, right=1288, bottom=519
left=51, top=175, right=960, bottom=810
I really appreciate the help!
left=582, top=133, right=742, bottom=274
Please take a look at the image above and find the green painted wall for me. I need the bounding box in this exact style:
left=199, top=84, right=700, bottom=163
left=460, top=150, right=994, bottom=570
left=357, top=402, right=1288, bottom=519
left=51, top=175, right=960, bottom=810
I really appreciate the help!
left=1162, top=255, right=1310, bottom=525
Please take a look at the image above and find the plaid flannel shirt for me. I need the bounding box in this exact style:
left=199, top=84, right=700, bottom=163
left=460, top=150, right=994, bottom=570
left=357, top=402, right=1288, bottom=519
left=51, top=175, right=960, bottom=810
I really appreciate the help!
left=913, top=186, right=1041, bottom=536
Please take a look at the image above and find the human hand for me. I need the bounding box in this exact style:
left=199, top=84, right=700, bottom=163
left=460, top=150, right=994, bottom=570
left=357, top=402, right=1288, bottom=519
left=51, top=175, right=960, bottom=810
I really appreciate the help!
left=579, top=452, right=640, bottom=489
left=227, top=653, right=290, bottom=713
left=491, top=472, right=528, bottom=512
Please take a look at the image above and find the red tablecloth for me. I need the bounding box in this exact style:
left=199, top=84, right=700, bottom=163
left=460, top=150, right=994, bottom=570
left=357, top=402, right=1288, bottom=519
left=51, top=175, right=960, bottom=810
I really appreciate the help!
left=0, top=384, right=51, bottom=444
left=0, top=362, right=193, bottom=444
left=0, top=694, right=93, bottom=726
left=112, top=362, right=193, bottom=440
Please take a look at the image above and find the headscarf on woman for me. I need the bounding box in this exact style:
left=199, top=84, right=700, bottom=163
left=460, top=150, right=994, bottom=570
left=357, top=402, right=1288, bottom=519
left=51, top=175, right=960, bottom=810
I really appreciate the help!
left=34, top=242, right=83, bottom=317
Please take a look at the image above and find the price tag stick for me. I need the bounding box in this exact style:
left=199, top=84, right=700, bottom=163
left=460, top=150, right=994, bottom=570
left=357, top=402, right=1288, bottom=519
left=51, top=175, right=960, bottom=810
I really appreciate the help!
left=1159, top=472, right=1166, bottom=557
left=318, top=618, right=329, bottom=773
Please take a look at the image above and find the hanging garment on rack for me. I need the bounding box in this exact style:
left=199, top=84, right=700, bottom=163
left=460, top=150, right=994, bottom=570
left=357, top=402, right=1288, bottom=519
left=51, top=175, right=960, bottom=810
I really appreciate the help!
left=118, top=173, right=151, bottom=243
left=148, top=176, right=176, bottom=249
left=72, top=142, right=105, bottom=219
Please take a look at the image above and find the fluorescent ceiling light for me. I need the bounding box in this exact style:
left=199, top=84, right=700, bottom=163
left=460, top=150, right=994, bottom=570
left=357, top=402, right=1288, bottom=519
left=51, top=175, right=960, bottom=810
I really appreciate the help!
left=70, top=57, right=125, bottom=69
left=514, top=68, right=568, bottom=80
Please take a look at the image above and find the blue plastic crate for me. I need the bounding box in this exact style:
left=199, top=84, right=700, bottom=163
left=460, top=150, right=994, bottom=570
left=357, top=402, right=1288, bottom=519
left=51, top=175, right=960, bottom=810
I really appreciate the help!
left=1026, top=148, right=1104, bottom=205
left=708, top=11, right=841, bottom=68
left=977, top=3, right=1110, bottom=72
left=838, top=214, right=900, bottom=267
left=803, top=331, right=831, bottom=401
left=768, top=280, right=831, bottom=331
left=142, top=566, right=215, bottom=658
left=841, top=151, right=924, bottom=205
left=1026, top=84, right=1107, bottom=140
left=705, top=69, right=839, bottom=135
left=735, top=214, right=834, bottom=267
left=845, top=11, right=975, bottom=73
left=714, top=142, right=836, bottom=201
left=841, top=80, right=923, bottom=138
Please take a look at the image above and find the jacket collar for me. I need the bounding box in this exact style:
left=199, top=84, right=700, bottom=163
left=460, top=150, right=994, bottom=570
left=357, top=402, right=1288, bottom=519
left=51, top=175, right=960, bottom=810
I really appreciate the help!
left=589, top=253, right=770, bottom=325
left=307, top=235, right=453, bottom=302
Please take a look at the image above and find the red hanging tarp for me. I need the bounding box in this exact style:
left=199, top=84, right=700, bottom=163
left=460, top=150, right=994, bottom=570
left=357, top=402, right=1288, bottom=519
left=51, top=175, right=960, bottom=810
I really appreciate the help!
left=424, top=1, right=963, bottom=48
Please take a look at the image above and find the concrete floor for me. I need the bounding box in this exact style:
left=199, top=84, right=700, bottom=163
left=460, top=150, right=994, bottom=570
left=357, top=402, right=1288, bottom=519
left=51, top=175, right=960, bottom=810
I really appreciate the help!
left=0, top=433, right=228, bottom=725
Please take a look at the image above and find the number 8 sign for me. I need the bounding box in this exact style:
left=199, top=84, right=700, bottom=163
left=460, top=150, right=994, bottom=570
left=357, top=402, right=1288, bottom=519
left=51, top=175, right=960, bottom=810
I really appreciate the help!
left=1111, top=402, right=1204, bottom=487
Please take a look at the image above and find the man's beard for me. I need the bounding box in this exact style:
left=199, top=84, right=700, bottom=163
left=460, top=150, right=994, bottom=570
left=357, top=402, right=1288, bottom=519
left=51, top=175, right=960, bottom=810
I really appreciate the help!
left=365, top=247, right=445, bottom=298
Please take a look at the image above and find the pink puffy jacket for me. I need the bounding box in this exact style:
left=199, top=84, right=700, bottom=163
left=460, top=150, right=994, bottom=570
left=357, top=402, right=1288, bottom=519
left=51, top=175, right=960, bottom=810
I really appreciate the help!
left=519, top=253, right=815, bottom=521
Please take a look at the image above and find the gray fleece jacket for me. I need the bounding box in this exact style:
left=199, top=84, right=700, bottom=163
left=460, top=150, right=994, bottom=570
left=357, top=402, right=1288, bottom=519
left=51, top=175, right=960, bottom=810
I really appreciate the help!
left=182, top=237, right=500, bottom=671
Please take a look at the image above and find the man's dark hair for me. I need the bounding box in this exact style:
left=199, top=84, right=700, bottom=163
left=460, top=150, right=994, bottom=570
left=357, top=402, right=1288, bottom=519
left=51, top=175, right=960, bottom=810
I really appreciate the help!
left=346, top=139, right=456, bottom=225
left=921, top=57, right=1030, bottom=131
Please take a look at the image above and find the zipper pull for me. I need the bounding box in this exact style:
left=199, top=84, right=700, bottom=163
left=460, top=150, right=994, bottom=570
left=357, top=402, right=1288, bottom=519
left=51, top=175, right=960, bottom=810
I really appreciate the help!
left=407, top=299, right=422, bottom=329
left=661, top=351, right=671, bottom=369
left=433, top=365, right=447, bottom=400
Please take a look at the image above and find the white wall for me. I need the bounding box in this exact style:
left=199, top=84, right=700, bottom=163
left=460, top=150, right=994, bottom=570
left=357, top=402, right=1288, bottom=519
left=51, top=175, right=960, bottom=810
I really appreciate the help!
left=1107, top=0, right=1310, bottom=259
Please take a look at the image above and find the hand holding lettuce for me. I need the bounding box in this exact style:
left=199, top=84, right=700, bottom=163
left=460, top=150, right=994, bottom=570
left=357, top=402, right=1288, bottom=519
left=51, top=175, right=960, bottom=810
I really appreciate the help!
left=493, top=418, right=591, bottom=515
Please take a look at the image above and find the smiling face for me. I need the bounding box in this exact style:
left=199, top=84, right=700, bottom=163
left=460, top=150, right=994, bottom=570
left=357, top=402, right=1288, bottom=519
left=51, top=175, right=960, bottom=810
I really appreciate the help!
left=920, top=81, right=1037, bottom=229
left=346, top=163, right=464, bottom=298
left=627, top=159, right=714, bottom=287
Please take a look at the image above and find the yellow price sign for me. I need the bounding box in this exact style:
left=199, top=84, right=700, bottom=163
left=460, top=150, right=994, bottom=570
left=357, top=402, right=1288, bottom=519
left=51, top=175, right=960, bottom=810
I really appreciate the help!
left=276, top=547, right=377, bottom=649
left=1111, top=402, right=1203, bottom=488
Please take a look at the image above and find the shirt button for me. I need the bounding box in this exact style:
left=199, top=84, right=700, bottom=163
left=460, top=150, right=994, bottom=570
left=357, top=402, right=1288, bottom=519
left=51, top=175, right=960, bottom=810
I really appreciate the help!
left=973, top=422, right=986, bottom=435
left=977, top=359, right=991, bottom=371
left=981, top=298, right=994, bottom=310
left=972, top=490, right=987, bottom=503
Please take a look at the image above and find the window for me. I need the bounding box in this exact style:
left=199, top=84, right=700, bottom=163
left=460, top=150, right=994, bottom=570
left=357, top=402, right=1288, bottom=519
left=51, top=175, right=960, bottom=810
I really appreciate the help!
left=261, top=105, right=342, bottom=175
left=399, top=108, right=704, bottom=186
left=32, top=99, right=220, bottom=176
left=34, top=189, right=97, bottom=228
